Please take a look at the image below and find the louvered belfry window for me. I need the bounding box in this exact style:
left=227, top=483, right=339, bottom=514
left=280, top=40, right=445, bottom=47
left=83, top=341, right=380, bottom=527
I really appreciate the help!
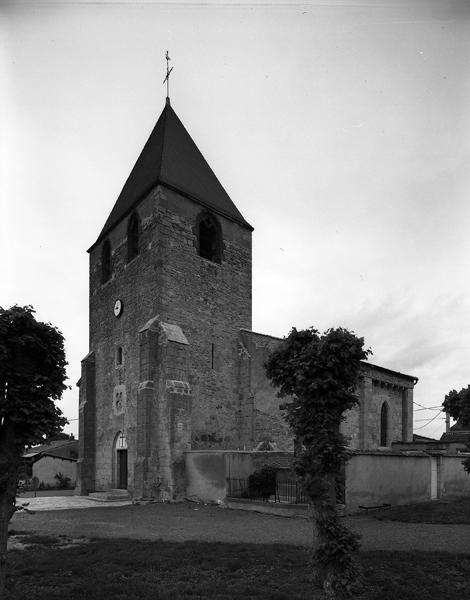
left=198, top=213, right=221, bottom=263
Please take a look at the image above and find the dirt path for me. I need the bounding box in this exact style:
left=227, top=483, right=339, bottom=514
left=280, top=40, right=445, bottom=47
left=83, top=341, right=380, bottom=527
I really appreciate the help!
left=10, top=502, right=470, bottom=553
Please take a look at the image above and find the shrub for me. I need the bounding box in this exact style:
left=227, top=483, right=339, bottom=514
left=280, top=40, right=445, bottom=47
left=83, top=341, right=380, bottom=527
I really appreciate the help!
left=54, top=472, right=72, bottom=489
left=247, top=467, right=276, bottom=500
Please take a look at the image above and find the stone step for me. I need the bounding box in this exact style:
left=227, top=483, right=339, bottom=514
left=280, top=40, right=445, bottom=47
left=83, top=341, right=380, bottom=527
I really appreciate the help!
left=88, top=489, right=131, bottom=502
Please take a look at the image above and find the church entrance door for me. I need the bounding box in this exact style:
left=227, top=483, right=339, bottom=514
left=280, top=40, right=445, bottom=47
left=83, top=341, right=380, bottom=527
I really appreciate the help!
left=117, top=449, right=128, bottom=489
left=114, top=431, right=128, bottom=489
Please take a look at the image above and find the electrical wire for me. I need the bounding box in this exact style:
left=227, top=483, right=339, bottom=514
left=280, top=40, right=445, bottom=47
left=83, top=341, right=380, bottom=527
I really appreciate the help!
left=413, top=401, right=443, bottom=410
left=414, top=412, right=443, bottom=430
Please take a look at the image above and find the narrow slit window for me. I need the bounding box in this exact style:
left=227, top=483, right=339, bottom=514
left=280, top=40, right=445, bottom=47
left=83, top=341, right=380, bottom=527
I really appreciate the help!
left=116, top=347, right=123, bottom=366
left=211, top=343, right=214, bottom=369
left=380, top=402, right=388, bottom=447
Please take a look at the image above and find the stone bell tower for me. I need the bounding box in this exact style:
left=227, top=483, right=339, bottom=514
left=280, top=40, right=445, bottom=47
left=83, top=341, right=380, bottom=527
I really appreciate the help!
left=77, top=96, right=253, bottom=499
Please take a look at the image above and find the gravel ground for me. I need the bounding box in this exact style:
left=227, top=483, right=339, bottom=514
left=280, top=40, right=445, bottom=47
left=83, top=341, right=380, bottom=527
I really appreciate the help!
left=19, top=490, right=76, bottom=498
left=15, top=495, right=131, bottom=511
left=10, top=501, right=470, bottom=553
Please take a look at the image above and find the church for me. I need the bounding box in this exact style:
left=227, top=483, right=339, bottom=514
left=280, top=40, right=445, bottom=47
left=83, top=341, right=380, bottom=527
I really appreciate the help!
left=77, top=94, right=418, bottom=500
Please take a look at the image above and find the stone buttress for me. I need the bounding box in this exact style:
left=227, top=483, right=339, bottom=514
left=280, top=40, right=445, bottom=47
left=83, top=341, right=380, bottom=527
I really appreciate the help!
left=135, top=317, right=191, bottom=499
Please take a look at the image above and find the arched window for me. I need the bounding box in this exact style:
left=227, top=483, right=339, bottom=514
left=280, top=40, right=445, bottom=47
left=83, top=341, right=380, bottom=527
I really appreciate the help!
left=101, top=240, right=111, bottom=284
left=380, top=402, right=388, bottom=447
left=127, top=212, right=140, bottom=262
left=116, top=431, right=127, bottom=449
left=197, top=212, right=221, bottom=263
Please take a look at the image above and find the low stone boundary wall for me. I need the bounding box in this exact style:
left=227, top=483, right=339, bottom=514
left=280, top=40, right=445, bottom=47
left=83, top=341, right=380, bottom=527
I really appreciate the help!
left=346, top=451, right=470, bottom=512
left=185, top=449, right=470, bottom=511
left=441, top=455, right=470, bottom=497
left=185, top=450, right=293, bottom=502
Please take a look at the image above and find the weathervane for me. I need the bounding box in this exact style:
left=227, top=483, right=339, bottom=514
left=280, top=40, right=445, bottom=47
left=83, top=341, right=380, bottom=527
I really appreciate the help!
left=163, top=50, right=173, bottom=103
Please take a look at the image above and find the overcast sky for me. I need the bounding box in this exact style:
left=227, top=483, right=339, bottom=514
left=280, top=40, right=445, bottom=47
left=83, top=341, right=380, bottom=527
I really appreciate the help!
left=2, top=0, right=469, bottom=439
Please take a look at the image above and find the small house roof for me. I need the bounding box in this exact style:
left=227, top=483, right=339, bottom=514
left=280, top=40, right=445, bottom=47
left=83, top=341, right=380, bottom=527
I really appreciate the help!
left=23, top=439, right=78, bottom=460
left=26, top=439, right=72, bottom=455
left=440, top=431, right=470, bottom=443
left=440, top=419, right=470, bottom=443
left=413, top=434, right=440, bottom=442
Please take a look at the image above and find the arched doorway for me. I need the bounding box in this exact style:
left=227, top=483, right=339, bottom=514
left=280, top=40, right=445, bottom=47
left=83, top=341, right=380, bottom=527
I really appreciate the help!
left=114, top=431, right=128, bottom=489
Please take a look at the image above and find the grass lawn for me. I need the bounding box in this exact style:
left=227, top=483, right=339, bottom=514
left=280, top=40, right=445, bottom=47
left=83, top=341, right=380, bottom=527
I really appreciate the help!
left=5, top=535, right=470, bottom=600
left=373, top=496, right=470, bottom=524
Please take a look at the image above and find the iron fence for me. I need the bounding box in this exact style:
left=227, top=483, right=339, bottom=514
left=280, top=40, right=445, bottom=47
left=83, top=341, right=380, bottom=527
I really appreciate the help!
left=226, top=477, right=309, bottom=505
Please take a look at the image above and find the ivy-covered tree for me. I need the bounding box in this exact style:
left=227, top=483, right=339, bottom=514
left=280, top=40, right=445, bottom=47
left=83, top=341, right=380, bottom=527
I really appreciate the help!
left=442, top=386, right=470, bottom=473
left=265, top=327, right=371, bottom=598
left=0, top=306, right=67, bottom=593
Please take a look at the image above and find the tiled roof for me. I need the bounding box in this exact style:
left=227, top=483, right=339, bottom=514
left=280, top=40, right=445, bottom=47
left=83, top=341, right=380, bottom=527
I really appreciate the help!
left=440, top=420, right=470, bottom=443
left=413, top=434, right=440, bottom=442
left=24, top=439, right=77, bottom=458
left=89, top=100, right=252, bottom=251
left=440, top=431, right=470, bottom=443
left=27, top=440, right=72, bottom=455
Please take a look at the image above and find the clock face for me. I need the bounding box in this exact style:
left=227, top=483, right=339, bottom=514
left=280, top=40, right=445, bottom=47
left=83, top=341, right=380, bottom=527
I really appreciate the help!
left=113, top=299, right=123, bottom=318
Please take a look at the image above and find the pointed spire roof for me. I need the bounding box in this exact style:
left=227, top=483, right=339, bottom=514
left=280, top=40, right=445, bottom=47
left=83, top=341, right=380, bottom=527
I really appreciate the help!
left=89, top=101, right=253, bottom=251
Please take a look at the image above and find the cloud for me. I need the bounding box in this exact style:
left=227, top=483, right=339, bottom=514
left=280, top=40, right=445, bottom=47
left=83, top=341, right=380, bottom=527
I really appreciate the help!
left=333, top=292, right=470, bottom=436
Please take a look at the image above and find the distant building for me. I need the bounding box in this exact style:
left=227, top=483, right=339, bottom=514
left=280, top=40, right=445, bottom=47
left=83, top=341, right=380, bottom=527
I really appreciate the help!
left=22, top=439, right=78, bottom=488
left=440, top=419, right=470, bottom=453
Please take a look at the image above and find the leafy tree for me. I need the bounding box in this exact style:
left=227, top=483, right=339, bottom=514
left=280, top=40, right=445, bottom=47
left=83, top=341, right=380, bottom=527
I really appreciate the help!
left=265, top=326, right=371, bottom=598
left=442, top=386, right=470, bottom=473
left=0, top=306, right=67, bottom=593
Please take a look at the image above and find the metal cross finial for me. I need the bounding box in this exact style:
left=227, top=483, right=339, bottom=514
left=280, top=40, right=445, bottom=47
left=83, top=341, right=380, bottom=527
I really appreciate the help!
left=163, top=50, right=173, bottom=102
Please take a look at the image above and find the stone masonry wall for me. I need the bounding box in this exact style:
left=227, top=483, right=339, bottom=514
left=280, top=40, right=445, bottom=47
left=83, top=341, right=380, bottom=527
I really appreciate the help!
left=356, top=364, right=415, bottom=450
left=341, top=404, right=361, bottom=449
left=238, top=330, right=293, bottom=452
left=86, top=183, right=252, bottom=493
left=135, top=317, right=191, bottom=499
left=237, top=330, right=415, bottom=452
left=154, top=187, right=252, bottom=449
left=33, top=457, right=77, bottom=488
left=76, top=352, right=95, bottom=494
